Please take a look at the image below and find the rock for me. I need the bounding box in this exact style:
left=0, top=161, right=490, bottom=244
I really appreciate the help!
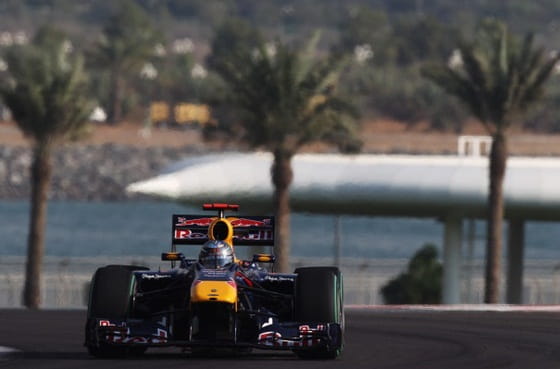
left=0, top=144, right=203, bottom=201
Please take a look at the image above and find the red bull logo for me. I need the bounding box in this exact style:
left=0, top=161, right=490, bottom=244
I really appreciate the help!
left=174, top=229, right=191, bottom=239
left=175, top=217, right=215, bottom=227
left=229, top=218, right=271, bottom=227
left=174, top=229, right=206, bottom=240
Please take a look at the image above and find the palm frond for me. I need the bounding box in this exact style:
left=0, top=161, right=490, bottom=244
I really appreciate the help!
left=294, top=30, right=322, bottom=84
left=210, top=31, right=359, bottom=154
left=0, top=27, right=94, bottom=145
left=423, top=19, right=557, bottom=132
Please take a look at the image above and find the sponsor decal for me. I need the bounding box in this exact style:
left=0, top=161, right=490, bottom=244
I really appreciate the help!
left=257, top=330, right=320, bottom=348
left=108, top=336, right=148, bottom=344
left=105, top=328, right=169, bottom=344
left=261, top=317, right=274, bottom=328
left=263, top=275, right=293, bottom=282
left=141, top=273, right=171, bottom=280
left=174, top=229, right=191, bottom=239
left=152, top=328, right=168, bottom=344
left=175, top=217, right=214, bottom=227
left=229, top=218, right=271, bottom=227
left=105, top=328, right=131, bottom=343
left=235, top=230, right=274, bottom=241
left=174, top=229, right=207, bottom=240
left=198, top=269, right=231, bottom=281
left=258, top=331, right=281, bottom=343
left=99, top=320, right=126, bottom=327
left=299, top=324, right=326, bottom=335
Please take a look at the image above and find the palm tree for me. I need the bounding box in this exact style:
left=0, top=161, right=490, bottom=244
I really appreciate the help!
left=210, top=32, right=361, bottom=272
left=423, top=19, right=559, bottom=303
left=0, top=26, right=94, bottom=308
left=90, top=0, right=161, bottom=124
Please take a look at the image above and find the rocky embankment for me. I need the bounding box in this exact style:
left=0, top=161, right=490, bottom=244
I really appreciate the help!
left=0, top=144, right=205, bottom=200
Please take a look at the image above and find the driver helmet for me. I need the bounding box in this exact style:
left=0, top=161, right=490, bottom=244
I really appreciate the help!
left=199, top=240, right=234, bottom=269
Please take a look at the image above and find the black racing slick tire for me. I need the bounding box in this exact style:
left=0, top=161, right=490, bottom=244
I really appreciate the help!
left=88, top=265, right=147, bottom=318
left=294, top=266, right=344, bottom=359
left=85, top=265, right=148, bottom=358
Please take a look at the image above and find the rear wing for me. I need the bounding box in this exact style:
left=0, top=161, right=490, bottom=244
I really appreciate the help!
left=172, top=214, right=275, bottom=246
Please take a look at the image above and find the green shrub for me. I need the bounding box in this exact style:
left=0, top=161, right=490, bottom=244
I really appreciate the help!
left=381, top=244, right=442, bottom=304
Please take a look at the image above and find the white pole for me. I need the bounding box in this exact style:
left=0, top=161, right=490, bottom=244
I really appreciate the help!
left=465, top=219, right=476, bottom=303
left=442, top=216, right=463, bottom=304
left=334, top=216, right=341, bottom=267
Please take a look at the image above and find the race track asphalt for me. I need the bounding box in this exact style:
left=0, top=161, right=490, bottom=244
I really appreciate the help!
left=1, top=308, right=560, bottom=369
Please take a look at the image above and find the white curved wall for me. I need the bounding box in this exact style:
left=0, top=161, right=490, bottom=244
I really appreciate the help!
left=127, top=153, right=560, bottom=220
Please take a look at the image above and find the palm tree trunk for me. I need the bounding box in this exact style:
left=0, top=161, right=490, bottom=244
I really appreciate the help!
left=484, top=132, right=507, bottom=303
left=271, top=151, right=293, bottom=273
left=23, top=143, right=52, bottom=309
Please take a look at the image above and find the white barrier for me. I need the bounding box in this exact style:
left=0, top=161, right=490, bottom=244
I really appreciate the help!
left=0, top=257, right=559, bottom=307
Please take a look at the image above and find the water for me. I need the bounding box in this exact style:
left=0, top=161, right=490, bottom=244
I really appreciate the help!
left=2, top=200, right=560, bottom=260
left=3, top=201, right=560, bottom=306
left=0, top=201, right=446, bottom=259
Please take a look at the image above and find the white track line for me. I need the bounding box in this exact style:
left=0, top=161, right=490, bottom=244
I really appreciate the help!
left=0, top=346, right=21, bottom=360
left=346, top=304, right=560, bottom=312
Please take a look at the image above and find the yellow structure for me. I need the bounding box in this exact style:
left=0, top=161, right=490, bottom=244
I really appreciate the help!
left=174, top=103, right=211, bottom=125
left=150, top=102, right=170, bottom=122
left=150, top=102, right=211, bottom=126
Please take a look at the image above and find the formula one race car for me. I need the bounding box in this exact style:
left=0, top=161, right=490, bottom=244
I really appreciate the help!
left=84, top=203, right=344, bottom=359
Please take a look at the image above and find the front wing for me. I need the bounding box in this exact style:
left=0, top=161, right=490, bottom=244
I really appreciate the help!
left=87, top=317, right=342, bottom=351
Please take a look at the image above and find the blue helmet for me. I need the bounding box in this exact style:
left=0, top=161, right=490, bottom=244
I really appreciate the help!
left=199, top=240, right=234, bottom=269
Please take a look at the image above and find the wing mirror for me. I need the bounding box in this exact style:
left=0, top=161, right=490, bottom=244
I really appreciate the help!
left=162, top=252, right=184, bottom=261
left=252, top=254, right=275, bottom=263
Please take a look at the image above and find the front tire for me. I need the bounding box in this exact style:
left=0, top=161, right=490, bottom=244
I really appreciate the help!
left=294, top=266, right=344, bottom=359
left=85, top=265, right=148, bottom=358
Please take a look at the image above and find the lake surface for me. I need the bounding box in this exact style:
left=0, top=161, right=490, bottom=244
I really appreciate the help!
left=1, top=200, right=560, bottom=260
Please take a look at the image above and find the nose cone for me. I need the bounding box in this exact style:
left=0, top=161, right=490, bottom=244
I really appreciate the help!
left=191, top=280, right=237, bottom=304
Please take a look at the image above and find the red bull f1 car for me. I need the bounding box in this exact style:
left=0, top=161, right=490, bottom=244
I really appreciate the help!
left=84, top=203, right=344, bottom=359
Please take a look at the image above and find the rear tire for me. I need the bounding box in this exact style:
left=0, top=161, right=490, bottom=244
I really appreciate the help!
left=85, top=265, right=148, bottom=358
left=294, top=267, right=344, bottom=359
